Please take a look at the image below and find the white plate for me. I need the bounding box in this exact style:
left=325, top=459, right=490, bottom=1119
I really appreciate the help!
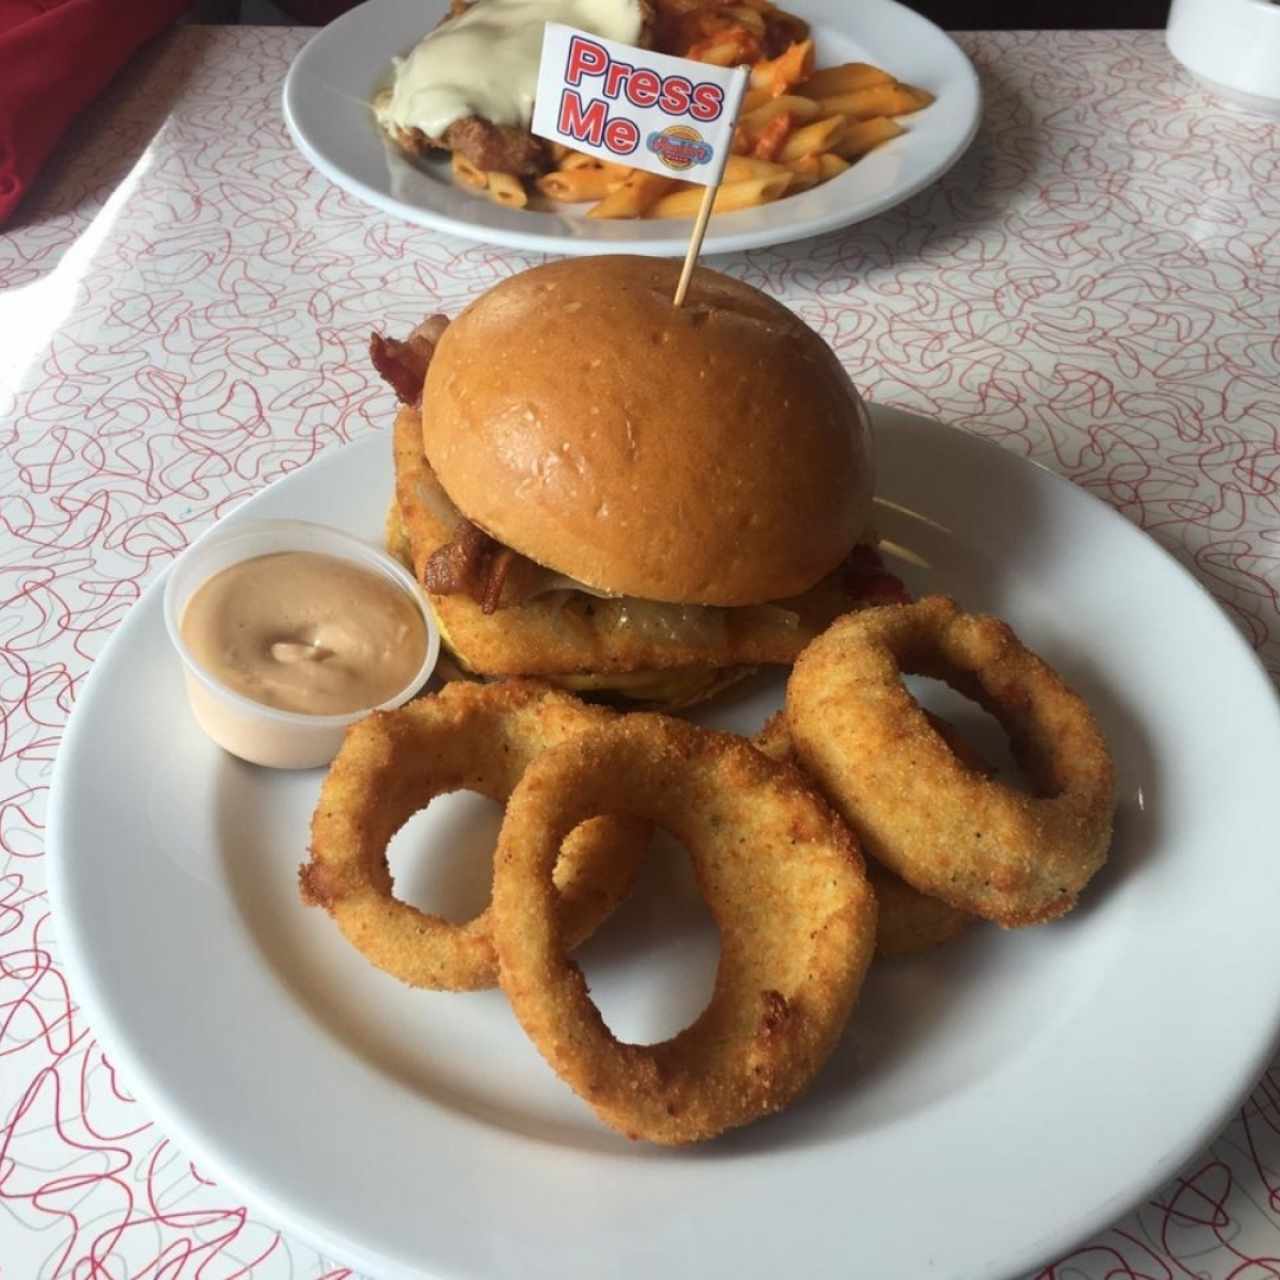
left=281, top=0, right=980, bottom=256
left=47, top=408, right=1280, bottom=1280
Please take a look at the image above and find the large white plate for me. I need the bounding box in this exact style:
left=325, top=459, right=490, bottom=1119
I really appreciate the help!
left=48, top=408, right=1280, bottom=1280
left=281, top=0, right=980, bottom=256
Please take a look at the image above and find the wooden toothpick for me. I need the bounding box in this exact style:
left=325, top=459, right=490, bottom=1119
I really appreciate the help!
left=672, top=180, right=717, bottom=307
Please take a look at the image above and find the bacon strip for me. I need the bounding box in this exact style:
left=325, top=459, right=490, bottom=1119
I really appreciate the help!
left=423, top=519, right=531, bottom=615
left=844, top=543, right=910, bottom=605
left=376, top=313, right=545, bottom=614
left=369, top=314, right=449, bottom=407
left=481, top=547, right=519, bottom=614
left=424, top=520, right=495, bottom=599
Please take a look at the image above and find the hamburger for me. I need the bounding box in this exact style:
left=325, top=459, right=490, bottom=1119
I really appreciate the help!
left=375, top=255, right=903, bottom=708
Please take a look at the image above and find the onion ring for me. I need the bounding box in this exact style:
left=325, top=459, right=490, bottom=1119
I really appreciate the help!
left=786, top=596, right=1114, bottom=927
left=753, top=711, right=974, bottom=959
left=492, top=715, right=877, bottom=1145
left=301, top=680, right=649, bottom=991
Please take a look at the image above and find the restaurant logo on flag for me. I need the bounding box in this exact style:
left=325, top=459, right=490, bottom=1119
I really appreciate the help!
left=532, top=24, right=748, bottom=186
left=648, top=125, right=712, bottom=171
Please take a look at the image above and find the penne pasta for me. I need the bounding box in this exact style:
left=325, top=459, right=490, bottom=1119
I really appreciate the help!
left=723, top=154, right=791, bottom=181
left=749, top=38, right=814, bottom=97
left=831, top=115, right=905, bottom=158
left=646, top=173, right=793, bottom=219
left=587, top=170, right=680, bottom=218
left=560, top=150, right=633, bottom=174
left=739, top=93, right=822, bottom=134
left=817, top=152, right=851, bottom=180
left=752, top=111, right=793, bottom=161
left=783, top=154, right=822, bottom=193
left=818, top=83, right=933, bottom=121
left=559, top=152, right=633, bottom=180
left=485, top=171, right=527, bottom=208
left=778, top=114, right=845, bottom=162
left=439, top=22, right=925, bottom=224
left=451, top=151, right=487, bottom=191
left=797, top=61, right=894, bottom=99
left=537, top=167, right=622, bottom=202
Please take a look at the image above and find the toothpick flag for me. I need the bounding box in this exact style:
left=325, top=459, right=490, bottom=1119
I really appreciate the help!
left=533, top=25, right=748, bottom=185
left=532, top=24, right=749, bottom=303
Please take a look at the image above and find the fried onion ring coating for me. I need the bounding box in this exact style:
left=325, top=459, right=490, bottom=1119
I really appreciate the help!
left=492, top=715, right=877, bottom=1144
left=787, top=597, right=1115, bottom=927
left=753, top=711, right=973, bottom=959
left=301, top=680, right=649, bottom=991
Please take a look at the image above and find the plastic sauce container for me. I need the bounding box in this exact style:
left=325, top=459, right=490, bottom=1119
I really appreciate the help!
left=163, top=519, right=440, bottom=768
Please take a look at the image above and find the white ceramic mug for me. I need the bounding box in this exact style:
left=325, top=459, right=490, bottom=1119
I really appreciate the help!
left=1167, top=0, right=1280, bottom=117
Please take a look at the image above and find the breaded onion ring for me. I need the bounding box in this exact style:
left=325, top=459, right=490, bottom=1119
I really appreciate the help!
left=492, top=715, right=877, bottom=1145
left=753, top=711, right=973, bottom=959
left=869, top=864, right=974, bottom=959
left=301, top=680, right=648, bottom=991
left=787, top=596, right=1115, bottom=927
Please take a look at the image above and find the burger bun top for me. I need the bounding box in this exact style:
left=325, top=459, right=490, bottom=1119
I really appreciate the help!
left=422, top=255, right=874, bottom=606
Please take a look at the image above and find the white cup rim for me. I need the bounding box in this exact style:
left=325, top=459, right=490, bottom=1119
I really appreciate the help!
left=162, top=518, right=440, bottom=729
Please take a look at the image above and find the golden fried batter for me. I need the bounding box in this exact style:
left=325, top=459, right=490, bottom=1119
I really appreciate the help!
left=302, top=680, right=649, bottom=990
left=492, top=715, right=877, bottom=1144
left=753, top=711, right=972, bottom=958
left=786, top=597, right=1115, bottom=927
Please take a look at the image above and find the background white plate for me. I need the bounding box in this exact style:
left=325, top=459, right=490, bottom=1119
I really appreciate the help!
left=48, top=409, right=1280, bottom=1280
left=281, top=0, right=980, bottom=256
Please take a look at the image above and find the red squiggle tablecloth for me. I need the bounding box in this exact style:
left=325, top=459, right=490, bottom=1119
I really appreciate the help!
left=1, top=24, right=1278, bottom=1280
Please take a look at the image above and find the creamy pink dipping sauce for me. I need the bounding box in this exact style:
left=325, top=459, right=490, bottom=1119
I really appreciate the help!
left=180, top=551, right=428, bottom=716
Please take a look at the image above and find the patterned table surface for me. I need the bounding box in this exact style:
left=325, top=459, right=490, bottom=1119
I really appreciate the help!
left=2, top=22, right=1278, bottom=1280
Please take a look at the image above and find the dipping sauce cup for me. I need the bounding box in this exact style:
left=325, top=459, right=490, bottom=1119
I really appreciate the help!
left=163, top=519, right=440, bottom=768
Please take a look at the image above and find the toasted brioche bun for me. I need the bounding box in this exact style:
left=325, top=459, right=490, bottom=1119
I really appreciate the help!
left=385, top=461, right=753, bottom=708
left=391, top=404, right=865, bottom=684
left=421, top=255, right=874, bottom=607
